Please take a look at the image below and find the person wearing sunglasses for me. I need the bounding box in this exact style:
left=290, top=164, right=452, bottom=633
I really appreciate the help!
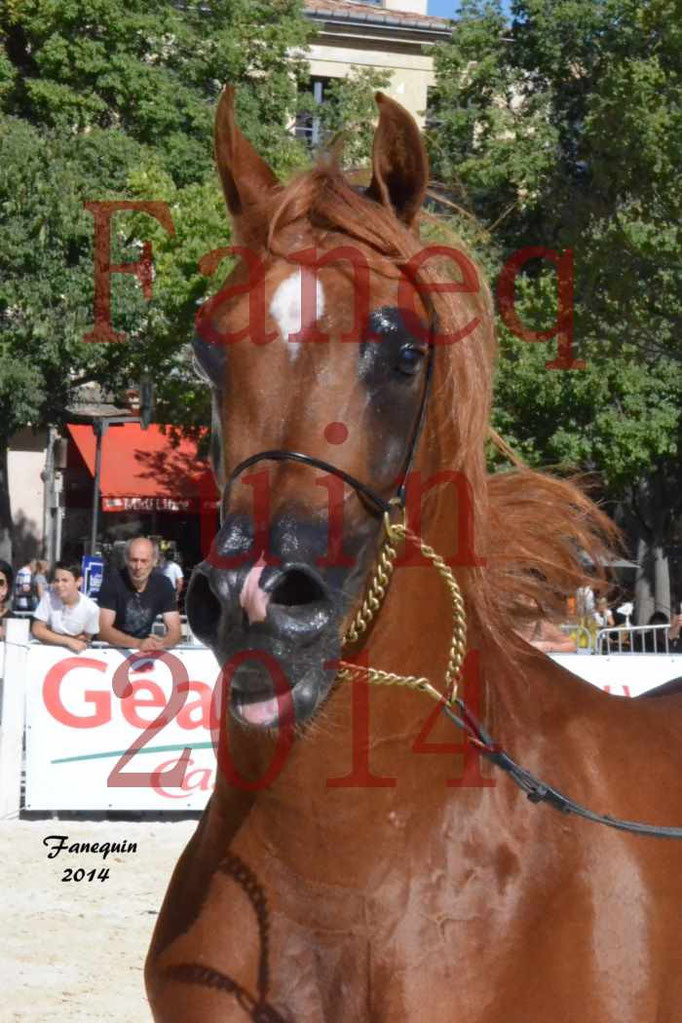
left=0, top=560, right=14, bottom=641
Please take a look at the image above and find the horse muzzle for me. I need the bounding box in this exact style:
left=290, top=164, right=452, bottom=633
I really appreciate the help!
left=185, top=513, right=353, bottom=728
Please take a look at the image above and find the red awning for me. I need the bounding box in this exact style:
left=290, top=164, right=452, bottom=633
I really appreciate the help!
left=67, top=423, right=214, bottom=513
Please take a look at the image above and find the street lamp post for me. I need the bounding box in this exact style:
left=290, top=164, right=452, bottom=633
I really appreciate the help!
left=88, top=414, right=142, bottom=556
left=89, top=419, right=107, bottom=556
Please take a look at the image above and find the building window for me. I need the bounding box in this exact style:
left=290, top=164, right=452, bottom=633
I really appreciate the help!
left=295, top=77, right=334, bottom=149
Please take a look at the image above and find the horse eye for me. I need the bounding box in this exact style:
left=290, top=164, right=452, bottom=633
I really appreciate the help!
left=396, top=344, right=425, bottom=377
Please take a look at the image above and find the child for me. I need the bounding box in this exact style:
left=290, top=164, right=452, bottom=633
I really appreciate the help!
left=32, top=562, right=100, bottom=654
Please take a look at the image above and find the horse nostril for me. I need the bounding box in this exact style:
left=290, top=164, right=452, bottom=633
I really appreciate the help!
left=269, top=568, right=326, bottom=608
left=186, top=570, right=222, bottom=643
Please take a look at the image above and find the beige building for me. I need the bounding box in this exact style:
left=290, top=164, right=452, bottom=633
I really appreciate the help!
left=7, top=429, right=49, bottom=564
left=303, top=0, right=451, bottom=129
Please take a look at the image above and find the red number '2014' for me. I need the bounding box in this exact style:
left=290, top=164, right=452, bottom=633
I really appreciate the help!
left=209, top=650, right=295, bottom=791
left=108, top=651, right=191, bottom=788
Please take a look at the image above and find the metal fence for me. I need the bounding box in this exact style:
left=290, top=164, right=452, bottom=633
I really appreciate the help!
left=595, top=623, right=674, bottom=655
left=10, top=612, right=677, bottom=655
left=11, top=611, right=204, bottom=646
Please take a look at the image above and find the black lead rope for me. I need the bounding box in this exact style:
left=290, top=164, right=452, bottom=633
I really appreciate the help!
left=443, top=698, right=682, bottom=839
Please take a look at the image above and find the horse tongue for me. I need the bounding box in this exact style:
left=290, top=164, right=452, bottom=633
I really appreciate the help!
left=240, top=697, right=280, bottom=727
left=239, top=555, right=269, bottom=624
left=240, top=689, right=293, bottom=728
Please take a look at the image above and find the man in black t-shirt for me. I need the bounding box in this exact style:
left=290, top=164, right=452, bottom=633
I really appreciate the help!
left=98, top=537, right=181, bottom=651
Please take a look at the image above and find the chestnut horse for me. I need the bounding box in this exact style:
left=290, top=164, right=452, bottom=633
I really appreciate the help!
left=146, top=89, right=682, bottom=1022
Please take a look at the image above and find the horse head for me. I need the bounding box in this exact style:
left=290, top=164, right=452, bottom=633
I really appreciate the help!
left=184, top=84, right=613, bottom=740
left=185, top=87, right=496, bottom=730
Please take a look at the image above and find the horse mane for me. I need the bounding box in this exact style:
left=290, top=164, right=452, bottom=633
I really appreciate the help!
left=251, top=163, right=618, bottom=656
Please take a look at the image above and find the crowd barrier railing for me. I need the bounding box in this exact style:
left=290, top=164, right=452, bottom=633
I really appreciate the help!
left=595, top=623, right=673, bottom=655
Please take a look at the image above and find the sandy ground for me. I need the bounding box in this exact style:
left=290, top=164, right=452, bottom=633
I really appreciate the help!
left=0, top=818, right=198, bottom=1022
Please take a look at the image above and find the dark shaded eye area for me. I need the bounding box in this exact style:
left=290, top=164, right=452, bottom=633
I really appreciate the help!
left=365, top=306, right=423, bottom=344
left=360, top=306, right=429, bottom=382
left=396, top=343, right=427, bottom=376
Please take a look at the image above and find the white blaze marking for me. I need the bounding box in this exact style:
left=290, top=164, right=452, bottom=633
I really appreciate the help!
left=269, top=268, right=325, bottom=360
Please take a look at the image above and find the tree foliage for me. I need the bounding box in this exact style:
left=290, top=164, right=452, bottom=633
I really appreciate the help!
left=0, top=0, right=313, bottom=555
left=428, top=0, right=682, bottom=611
left=2, top=0, right=312, bottom=180
left=0, top=0, right=312, bottom=418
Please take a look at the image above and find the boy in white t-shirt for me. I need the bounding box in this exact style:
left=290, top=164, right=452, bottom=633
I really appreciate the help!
left=32, top=562, right=100, bottom=654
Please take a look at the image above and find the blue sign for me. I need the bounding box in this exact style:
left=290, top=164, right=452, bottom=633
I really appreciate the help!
left=81, top=556, right=104, bottom=598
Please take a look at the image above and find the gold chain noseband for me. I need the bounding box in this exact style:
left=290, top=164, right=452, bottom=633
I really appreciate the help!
left=337, top=498, right=468, bottom=706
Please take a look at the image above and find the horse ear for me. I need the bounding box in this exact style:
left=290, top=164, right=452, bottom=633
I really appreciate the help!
left=365, top=92, right=429, bottom=227
left=214, top=86, right=280, bottom=236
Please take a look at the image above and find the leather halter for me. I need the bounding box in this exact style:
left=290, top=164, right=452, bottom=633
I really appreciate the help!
left=225, top=329, right=435, bottom=516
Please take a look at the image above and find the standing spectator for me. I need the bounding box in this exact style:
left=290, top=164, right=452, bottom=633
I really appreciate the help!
left=31, top=562, right=100, bottom=654
left=14, top=559, right=38, bottom=612
left=0, top=559, right=14, bottom=640
left=160, top=550, right=184, bottom=597
left=33, top=559, right=49, bottom=601
left=615, top=600, right=634, bottom=628
left=671, top=613, right=682, bottom=653
left=576, top=585, right=595, bottom=618
left=97, top=537, right=181, bottom=652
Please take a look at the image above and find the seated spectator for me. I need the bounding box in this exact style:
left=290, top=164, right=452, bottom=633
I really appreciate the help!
left=0, top=559, right=14, bottom=640
left=593, top=597, right=615, bottom=629
left=643, top=612, right=682, bottom=653
left=98, top=536, right=181, bottom=652
left=32, top=562, right=100, bottom=654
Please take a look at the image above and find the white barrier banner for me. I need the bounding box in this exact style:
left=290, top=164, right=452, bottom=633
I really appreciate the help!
left=25, top=645, right=221, bottom=811
left=22, top=645, right=682, bottom=811
left=550, top=652, right=682, bottom=697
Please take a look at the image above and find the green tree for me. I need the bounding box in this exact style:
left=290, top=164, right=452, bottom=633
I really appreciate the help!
left=2, top=0, right=312, bottom=181
left=309, top=65, right=393, bottom=166
left=428, top=0, right=682, bottom=619
left=0, top=0, right=312, bottom=559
